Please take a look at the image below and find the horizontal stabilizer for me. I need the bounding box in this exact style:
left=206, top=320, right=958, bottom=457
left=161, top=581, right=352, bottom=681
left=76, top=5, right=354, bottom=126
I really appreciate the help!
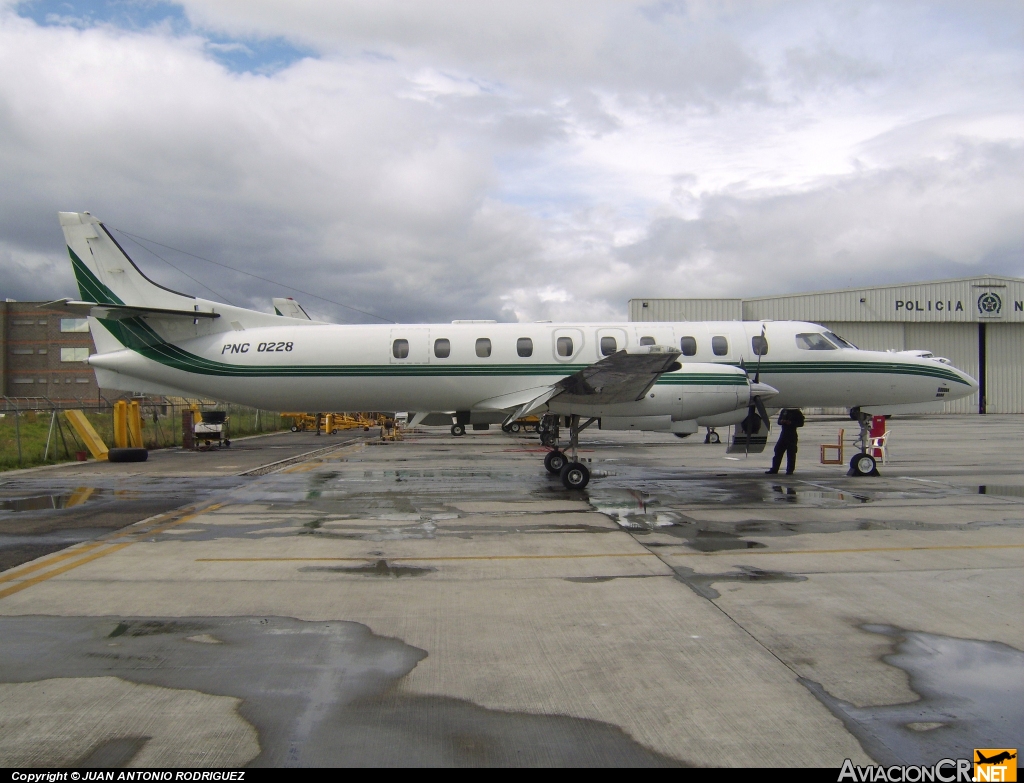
left=40, top=299, right=219, bottom=321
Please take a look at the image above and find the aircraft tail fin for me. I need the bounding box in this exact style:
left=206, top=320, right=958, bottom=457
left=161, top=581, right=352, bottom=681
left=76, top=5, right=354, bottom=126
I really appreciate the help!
left=273, top=297, right=312, bottom=320
left=59, top=212, right=197, bottom=311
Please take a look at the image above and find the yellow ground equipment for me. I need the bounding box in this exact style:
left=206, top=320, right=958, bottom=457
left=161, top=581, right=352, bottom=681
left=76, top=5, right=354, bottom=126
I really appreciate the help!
left=63, top=410, right=109, bottom=461
left=112, top=400, right=145, bottom=447
left=502, top=415, right=541, bottom=434
left=377, top=414, right=403, bottom=441
left=282, top=412, right=376, bottom=433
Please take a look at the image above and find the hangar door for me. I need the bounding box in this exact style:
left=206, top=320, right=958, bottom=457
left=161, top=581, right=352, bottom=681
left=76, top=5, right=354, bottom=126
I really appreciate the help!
left=984, top=324, right=1024, bottom=414
left=904, top=324, right=979, bottom=415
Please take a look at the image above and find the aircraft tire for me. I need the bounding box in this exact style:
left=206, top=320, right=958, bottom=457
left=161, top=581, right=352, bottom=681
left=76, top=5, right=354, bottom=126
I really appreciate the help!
left=849, top=452, right=877, bottom=476
left=708, top=432, right=720, bottom=444
left=510, top=422, right=521, bottom=433
left=107, top=447, right=148, bottom=463
left=501, top=423, right=511, bottom=433
left=674, top=433, right=692, bottom=439
left=451, top=424, right=466, bottom=437
left=544, top=450, right=567, bottom=475
left=560, top=461, right=590, bottom=490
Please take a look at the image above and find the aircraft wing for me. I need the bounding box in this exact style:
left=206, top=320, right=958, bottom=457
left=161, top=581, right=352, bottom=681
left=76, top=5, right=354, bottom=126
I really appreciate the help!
left=495, top=346, right=682, bottom=423
left=40, top=299, right=220, bottom=321
left=553, top=346, right=682, bottom=405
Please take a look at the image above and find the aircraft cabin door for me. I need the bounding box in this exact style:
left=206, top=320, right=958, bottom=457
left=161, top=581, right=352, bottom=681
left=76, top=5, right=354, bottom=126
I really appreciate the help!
left=595, top=327, right=629, bottom=359
left=389, top=328, right=430, bottom=364
left=552, top=327, right=585, bottom=363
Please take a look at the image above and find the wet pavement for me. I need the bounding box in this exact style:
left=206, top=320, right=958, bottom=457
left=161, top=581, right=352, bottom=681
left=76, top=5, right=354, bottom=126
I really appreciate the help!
left=0, top=416, right=1022, bottom=766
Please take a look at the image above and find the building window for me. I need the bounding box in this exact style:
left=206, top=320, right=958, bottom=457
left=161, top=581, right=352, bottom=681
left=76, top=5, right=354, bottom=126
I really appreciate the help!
left=37, top=320, right=47, bottom=325
left=556, top=336, right=574, bottom=357
left=75, top=378, right=90, bottom=383
left=640, top=336, right=656, bottom=346
left=751, top=335, right=769, bottom=356
left=11, top=348, right=33, bottom=355
left=392, top=339, right=409, bottom=359
left=475, top=338, right=491, bottom=358
left=711, top=336, right=729, bottom=356
left=12, top=319, right=35, bottom=326
left=680, top=337, right=697, bottom=356
left=795, top=333, right=836, bottom=351
left=517, top=338, right=533, bottom=357
left=37, top=349, right=47, bottom=355
left=600, top=336, right=617, bottom=356
left=433, top=338, right=450, bottom=358
left=12, top=378, right=33, bottom=384
left=60, top=318, right=89, bottom=333
left=61, top=347, right=90, bottom=362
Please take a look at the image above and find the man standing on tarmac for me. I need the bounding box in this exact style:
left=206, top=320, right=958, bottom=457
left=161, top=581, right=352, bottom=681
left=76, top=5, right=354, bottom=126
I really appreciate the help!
left=766, top=408, right=805, bottom=475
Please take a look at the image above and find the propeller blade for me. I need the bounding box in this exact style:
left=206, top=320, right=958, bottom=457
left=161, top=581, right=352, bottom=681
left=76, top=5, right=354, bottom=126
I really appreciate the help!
left=754, top=325, right=766, bottom=384
left=754, top=395, right=771, bottom=430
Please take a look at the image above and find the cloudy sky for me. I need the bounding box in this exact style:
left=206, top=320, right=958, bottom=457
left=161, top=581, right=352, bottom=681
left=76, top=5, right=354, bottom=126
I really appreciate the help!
left=1, top=1, right=1021, bottom=323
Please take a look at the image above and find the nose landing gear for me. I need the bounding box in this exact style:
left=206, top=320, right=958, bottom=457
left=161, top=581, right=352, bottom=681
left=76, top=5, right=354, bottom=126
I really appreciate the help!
left=848, top=411, right=880, bottom=476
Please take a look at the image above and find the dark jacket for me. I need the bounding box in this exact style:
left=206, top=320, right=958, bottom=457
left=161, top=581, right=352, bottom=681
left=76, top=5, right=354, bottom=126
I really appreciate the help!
left=777, top=409, right=805, bottom=437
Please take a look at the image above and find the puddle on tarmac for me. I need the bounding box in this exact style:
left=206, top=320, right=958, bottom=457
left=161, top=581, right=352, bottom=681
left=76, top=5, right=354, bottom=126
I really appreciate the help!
left=0, top=615, right=685, bottom=767
left=0, top=488, right=108, bottom=512
left=802, top=625, right=1024, bottom=765
left=298, top=559, right=436, bottom=578
left=671, top=565, right=806, bottom=599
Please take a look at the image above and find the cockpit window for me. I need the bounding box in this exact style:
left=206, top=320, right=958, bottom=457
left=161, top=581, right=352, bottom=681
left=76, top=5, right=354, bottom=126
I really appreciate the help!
left=825, top=331, right=856, bottom=349
left=795, top=333, right=837, bottom=351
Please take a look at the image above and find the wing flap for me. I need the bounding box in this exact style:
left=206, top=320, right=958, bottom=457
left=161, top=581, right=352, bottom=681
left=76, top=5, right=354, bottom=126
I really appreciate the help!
left=554, top=346, right=682, bottom=405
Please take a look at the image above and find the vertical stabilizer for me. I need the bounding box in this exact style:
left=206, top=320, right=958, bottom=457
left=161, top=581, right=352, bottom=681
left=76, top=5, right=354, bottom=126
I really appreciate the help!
left=58, top=212, right=196, bottom=310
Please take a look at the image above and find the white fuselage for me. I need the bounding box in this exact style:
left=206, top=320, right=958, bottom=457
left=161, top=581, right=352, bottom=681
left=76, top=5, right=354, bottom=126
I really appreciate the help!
left=89, top=318, right=978, bottom=418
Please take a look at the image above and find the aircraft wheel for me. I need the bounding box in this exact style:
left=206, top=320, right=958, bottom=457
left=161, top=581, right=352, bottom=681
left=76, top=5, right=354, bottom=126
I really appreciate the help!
left=501, top=423, right=511, bottom=433
left=510, top=422, right=521, bottom=433
left=544, top=450, right=567, bottom=475
left=674, top=432, right=692, bottom=439
left=107, top=447, right=148, bottom=463
left=451, top=424, right=466, bottom=437
left=849, top=452, right=877, bottom=476
left=560, top=461, right=590, bottom=490
left=290, top=426, right=299, bottom=432
left=708, top=432, right=720, bottom=444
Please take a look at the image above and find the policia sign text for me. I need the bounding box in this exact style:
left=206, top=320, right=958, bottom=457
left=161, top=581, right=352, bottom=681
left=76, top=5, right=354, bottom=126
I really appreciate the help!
left=896, top=300, right=965, bottom=313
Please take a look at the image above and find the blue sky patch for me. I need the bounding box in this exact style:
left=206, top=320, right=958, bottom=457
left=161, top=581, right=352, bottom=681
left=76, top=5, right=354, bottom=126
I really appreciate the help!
left=15, top=0, right=314, bottom=73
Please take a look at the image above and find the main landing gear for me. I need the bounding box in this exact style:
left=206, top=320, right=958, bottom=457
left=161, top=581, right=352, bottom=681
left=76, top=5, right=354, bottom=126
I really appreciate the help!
left=541, top=414, right=596, bottom=490
left=848, top=410, right=880, bottom=476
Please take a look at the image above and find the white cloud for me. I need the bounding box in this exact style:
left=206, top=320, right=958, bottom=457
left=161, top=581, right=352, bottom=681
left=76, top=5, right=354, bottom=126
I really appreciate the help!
left=0, top=1, right=1021, bottom=324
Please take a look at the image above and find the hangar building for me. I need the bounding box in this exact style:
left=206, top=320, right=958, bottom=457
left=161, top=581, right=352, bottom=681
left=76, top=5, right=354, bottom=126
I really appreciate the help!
left=629, top=275, right=1024, bottom=414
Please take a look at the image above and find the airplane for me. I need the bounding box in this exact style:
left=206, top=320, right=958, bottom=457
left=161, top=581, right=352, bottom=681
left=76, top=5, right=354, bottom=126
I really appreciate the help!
left=49, top=211, right=978, bottom=488
left=976, top=751, right=1016, bottom=766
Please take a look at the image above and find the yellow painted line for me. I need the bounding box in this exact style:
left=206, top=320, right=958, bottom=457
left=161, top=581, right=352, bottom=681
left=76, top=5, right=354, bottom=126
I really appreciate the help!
left=0, top=544, right=131, bottom=600
left=670, top=543, right=1024, bottom=557
left=197, top=552, right=657, bottom=563
left=0, top=542, right=107, bottom=584
left=0, top=502, right=223, bottom=602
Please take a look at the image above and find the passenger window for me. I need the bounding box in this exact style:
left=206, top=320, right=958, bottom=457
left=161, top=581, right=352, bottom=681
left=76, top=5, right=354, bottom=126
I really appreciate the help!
left=556, top=336, right=574, bottom=357
left=640, top=336, right=656, bottom=346
left=752, top=335, right=768, bottom=356
left=392, top=339, right=409, bottom=359
left=600, top=336, right=617, bottom=356
left=476, top=338, right=492, bottom=358
left=434, top=338, right=450, bottom=359
left=517, top=337, right=533, bottom=357
left=711, top=336, right=729, bottom=356
left=795, top=333, right=836, bottom=351
left=679, top=336, right=697, bottom=356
